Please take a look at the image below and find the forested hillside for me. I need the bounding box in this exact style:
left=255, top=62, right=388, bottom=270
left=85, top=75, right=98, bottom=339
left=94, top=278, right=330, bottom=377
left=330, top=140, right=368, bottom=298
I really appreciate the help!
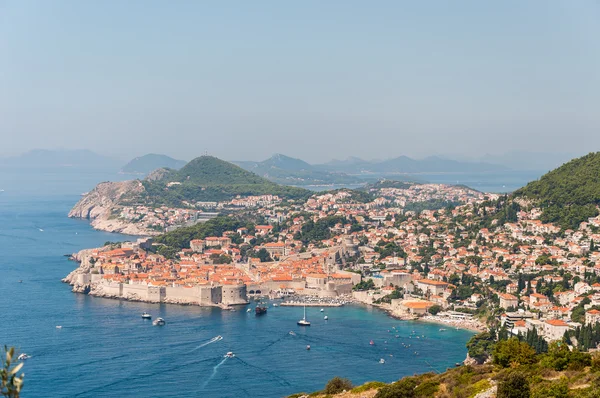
left=514, top=152, right=600, bottom=229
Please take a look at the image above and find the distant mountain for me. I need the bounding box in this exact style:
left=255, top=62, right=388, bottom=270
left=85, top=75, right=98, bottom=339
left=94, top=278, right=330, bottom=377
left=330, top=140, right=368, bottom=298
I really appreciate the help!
left=513, top=152, right=600, bottom=229
left=0, top=149, right=118, bottom=171
left=314, top=155, right=507, bottom=174
left=120, top=154, right=187, bottom=175
left=232, top=154, right=364, bottom=186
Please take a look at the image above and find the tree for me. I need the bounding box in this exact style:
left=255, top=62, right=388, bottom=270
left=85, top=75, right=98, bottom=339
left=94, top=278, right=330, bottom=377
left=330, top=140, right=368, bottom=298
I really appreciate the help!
left=492, top=338, right=537, bottom=368
left=256, top=248, right=272, bottom=263
left=1, top=347, right=24, bottom=398
left=324, top=377, right=353, bottom=394
left=466, top=332, right=495, bottom=364
left=428, top=305, right=442, bottom=315
left=497, top=371, right=530, bottom=398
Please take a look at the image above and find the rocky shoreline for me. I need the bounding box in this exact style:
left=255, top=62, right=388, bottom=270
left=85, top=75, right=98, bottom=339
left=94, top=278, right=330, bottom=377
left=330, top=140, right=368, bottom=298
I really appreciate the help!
left=68, top=180, right=157, bottom=236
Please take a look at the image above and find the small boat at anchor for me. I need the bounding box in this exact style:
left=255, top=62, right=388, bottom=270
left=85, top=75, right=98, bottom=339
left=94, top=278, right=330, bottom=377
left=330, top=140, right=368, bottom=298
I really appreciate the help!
left=18, top=354, right=30, bottom=361
left=379, top=358, right=385, bottom=364
left=306, top=345, right=311, bottom=350
left=369, top=340, right=375, bottom=346
left=153, top=317, right=166, bottom=326
left=297, top=304, right=311, bottom=326
left=142, top=312, right=152, bottom=319
left=225, top=352, right=235, bottom=358
left=324, top=315, right=328, bottom=320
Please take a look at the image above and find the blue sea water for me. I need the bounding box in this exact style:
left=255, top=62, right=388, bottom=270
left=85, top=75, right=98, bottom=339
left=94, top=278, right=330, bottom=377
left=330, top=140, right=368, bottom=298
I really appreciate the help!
left=0, top=169, right=475, bottom=397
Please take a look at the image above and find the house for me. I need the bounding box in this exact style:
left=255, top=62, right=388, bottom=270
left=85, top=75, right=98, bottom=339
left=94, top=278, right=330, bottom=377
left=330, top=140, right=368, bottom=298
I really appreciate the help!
left=190, top=239, right=205, bottom=252
left=392, top=299, right=435, bottom=316
left=499, top=293, right=519, bottom=309
left=586, top=309, right=600, bottom=325
left=542, top=319, right=571, bottom=341
left=416, top=279, right=449, bottom=296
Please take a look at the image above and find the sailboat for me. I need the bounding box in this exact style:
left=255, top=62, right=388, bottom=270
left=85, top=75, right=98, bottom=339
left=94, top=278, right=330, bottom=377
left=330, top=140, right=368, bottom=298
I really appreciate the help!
left=297, top=304, right=311, bottom=326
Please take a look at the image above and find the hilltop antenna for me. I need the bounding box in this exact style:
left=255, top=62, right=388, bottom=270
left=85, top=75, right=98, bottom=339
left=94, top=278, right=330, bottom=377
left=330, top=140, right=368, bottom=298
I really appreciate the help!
left=203, top=149, right=209, bottom=156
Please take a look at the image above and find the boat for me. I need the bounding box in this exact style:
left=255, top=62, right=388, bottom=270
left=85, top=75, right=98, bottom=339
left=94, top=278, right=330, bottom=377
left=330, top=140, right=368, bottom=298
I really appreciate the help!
left=153, top=317, right=166, bottom=326
left=297, top=304, right=311, bottom=326
left=324, top=315, right=328, bottom=320
left=320, top=308, right=324, bottom=312
left=18, top=280, right=22, bottom=283
left=379, top=358, right=385, bottom=364
left=306, top=345, right=311, bottom=350
left=272, top=303, right=278, bottom=307
left=369, top=340, right=375, bottom=345
left=439, top=328, right=446, bottom=332
left=225, top=352, right=235, bottom=358
left=289, top=331, right=296, bottom=336
left=255, top=305, right=267, bottom=315
left=142, top=312, right=152, bottom=319
left=17, top=353, right=29, bottom=361
left=246, top=308, right=252, bottom=313
left=56, top=325, right=62, bottom=329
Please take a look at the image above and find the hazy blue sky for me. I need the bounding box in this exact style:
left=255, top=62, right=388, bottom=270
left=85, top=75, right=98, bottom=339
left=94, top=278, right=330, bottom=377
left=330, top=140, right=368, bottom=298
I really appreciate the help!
left=1, top=1, right=599, bottom=162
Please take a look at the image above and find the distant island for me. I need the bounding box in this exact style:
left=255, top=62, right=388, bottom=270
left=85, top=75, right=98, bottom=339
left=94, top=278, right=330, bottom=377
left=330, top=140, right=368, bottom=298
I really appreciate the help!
left=120, top=153, right=187, bottom=175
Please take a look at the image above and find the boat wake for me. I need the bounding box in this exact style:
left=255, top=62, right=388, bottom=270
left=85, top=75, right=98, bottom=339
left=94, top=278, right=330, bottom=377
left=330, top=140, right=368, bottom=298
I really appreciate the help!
left=202, top=356, right=228, bottom=388
left=190, top=335, right=223, bottom=352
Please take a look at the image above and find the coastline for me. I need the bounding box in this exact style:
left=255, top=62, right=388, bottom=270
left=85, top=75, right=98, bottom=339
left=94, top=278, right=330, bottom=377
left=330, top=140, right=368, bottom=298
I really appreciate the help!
left=354, top=300, right=486, bottom=334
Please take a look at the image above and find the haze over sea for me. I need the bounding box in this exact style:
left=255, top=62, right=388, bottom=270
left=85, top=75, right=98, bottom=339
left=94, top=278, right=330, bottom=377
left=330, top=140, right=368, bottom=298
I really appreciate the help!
left=0, top=168, right=535, bottom=397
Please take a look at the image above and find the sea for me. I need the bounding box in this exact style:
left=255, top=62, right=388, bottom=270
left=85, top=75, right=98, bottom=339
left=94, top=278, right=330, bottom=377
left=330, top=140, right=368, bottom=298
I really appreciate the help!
left=0, top=168, right=535, bottom=397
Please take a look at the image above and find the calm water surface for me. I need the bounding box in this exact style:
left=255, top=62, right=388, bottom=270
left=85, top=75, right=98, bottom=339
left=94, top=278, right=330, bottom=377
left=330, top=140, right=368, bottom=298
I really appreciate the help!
left=0, top=170, right=473, bottom=397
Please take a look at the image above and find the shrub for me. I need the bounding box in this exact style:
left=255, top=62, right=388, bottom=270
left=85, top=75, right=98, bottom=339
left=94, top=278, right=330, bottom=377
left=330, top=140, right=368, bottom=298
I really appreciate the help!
left=497, top=371, right=530, bottom=398
left=374, top=378, right=417, bottom=398
left=324, top=377, right=353, bottom=395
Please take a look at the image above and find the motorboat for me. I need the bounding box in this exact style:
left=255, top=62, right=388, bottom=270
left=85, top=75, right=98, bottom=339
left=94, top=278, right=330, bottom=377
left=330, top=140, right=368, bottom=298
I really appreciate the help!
left=439, top=328, right=446, bottom=332
left=56, top=325, right=62, bottom=329
left=297, top=304, right=311, bottom=326
left=225, top=352, right=235, bottom=358
left=246, top=308, right=252, bottom=313
left=369, top=340, right=375, bottom=346
left=17, top=353, right=29, bottom=360
left=324, top=316, right=328, bottom=320
left=272, top=303, right=278, bottom=307
left=255, top=305, right=267, bottom=315
left=320, top=308, right=324, bottom=312
left=289, top=331, right=296, bottom=336
left=153, top=317, right=166, bottom=326
left=142, top=312, right=152, bottom=319
left=379, top=358, right=385, bottom=364
left=306, top=345, right=311, bottom=350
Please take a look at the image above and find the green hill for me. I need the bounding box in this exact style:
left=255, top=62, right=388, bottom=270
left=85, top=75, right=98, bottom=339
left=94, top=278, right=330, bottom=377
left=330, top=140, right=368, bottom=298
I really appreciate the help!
left=141, top=156, right=310, bottom=206
left=514, top=152, right=600, bottom=229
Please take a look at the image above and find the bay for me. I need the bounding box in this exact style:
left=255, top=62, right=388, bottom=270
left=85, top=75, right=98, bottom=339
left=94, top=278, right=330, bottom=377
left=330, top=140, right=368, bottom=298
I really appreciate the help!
left=0, top=169, right=473, bottom=397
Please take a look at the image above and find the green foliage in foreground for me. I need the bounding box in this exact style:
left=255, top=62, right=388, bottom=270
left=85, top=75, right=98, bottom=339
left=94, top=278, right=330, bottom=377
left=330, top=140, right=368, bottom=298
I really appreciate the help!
left=293, top=334, right=600, bottom=398
left=1, top=347, right=24, bottom=398
left=514, top=152, right=600, bottom=229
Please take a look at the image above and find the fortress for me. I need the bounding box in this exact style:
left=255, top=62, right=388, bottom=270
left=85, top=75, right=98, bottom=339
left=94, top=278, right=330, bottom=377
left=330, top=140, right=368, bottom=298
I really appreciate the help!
left=73, top=272, right=248, bottom=307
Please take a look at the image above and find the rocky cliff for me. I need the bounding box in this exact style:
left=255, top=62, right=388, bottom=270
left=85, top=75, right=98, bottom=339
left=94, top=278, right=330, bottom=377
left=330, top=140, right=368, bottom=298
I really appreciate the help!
left=68, top=180, right=154, bottom=235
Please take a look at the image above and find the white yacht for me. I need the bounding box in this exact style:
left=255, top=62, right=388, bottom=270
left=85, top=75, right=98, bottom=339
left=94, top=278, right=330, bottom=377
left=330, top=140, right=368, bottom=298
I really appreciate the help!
left=142, top=312, right=152, bottom=319
left=324, top=316, right=328, bottom=320
left=18, top=353, right=29, bottom=360
left=297, top=305, right=311, bottom=326
left=153, top=317, right=166, bottom=326
left=225, top=352, right=235, bottom=358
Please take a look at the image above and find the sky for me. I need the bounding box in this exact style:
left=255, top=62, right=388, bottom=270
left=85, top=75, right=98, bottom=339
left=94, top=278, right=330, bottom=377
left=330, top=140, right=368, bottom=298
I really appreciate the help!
left=1, top=1, right=599, bottom=163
